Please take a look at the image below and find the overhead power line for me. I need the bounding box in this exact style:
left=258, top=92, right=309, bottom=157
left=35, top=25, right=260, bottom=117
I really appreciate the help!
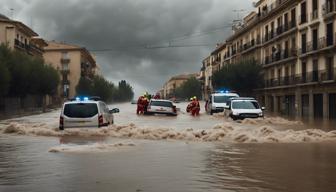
left=89, top=23, right=233, bottom=53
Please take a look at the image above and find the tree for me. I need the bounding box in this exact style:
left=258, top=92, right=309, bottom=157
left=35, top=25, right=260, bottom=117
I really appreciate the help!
left=212, top=59, right=264, bottom=96
left=76, top=77, right=94, bottom=96
left=175, top=77, right=202, bottom=99
left=0, top=61, right=10, bottom=96
left=39, top=65, right=60, bottom=95
left=114, top=80, right=134, bottom=102
left=92, top=76, right=115, bottom=102
left=76, top=76, right=134, bottom=103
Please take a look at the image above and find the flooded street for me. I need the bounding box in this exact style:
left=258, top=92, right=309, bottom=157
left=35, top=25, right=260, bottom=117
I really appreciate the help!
left=1, top=102, right=336, bottom=192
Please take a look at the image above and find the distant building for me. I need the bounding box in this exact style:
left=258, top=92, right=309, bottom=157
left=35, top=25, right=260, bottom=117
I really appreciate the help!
left=0, top=13, right=46, bottom=57
left=202, top=44, right=226, bottom=100
left=162, top=73, right=198, bottom=99
left=43, top=41, right=96, bottom=99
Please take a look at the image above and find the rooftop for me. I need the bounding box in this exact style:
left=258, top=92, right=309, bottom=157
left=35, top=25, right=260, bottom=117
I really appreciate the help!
left=0, top=13, right=10, bottom=20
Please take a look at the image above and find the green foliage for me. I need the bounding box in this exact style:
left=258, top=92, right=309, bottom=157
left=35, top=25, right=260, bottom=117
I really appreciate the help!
left=76, top=77, right=134, bottom=103
left=114, top=80, right=134, bottom=102
left=212, top=59, right=264, bottom=96
left=0, top=61, right=10, bottom=96
left=175, top=77, right=202, bottom=99
left=76, top=77, right=94, bottom=96
left=0, top=44, right=60, bottom=97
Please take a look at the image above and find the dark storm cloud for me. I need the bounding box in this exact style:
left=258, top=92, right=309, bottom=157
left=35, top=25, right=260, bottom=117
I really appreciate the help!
left=0, top=0, right=253, bottom=95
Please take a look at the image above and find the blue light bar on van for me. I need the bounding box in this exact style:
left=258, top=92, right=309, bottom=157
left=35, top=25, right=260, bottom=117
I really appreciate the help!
left=216, top=89, right=230, bottom=94
left=75, top=97, right=81, bottom=101
left=83, top=97, right=89, bottom=101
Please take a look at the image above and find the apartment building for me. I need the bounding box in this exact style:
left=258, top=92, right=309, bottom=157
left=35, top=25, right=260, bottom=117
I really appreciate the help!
left=162, top=73, right=198, bottom=99
left=257, top=0, right=336, bottom=120
left=43, top=41, right=97, bottom=99
left=0, top=13, right=46, bottom=57
left=201, top=45, right=224, bottom=100
left=202, top=0, right=336, bottom=120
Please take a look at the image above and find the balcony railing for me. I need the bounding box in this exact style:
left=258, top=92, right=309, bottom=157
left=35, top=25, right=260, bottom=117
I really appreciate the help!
left=322, top=1, right=336, bottom=16
left=265, top=70, right=335, bottom=88
left=264, top=48, right=297, bottom=65
left=14, top=39, right=44, bottom=55
left=263, top=21, right=296, bottom=43
left=61, top=58, right=70, bottom=63
left=61, top=68, right=70, bottom=74
left=299, top=36, right=336, bottom=55
left=310, top=10, right=319, bottom=21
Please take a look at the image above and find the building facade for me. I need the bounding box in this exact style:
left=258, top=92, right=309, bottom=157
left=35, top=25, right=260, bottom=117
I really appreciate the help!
left=202, top=0, right=336, bottom=120
left=43, top=41, right=96, bottom=99
left=162, top=73, right=198, bottom=99
left=0, top=14, right=45, bottom=57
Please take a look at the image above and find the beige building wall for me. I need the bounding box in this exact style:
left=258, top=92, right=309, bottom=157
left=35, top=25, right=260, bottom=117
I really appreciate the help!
left=44, top=50, right=82, bottom=98
left=162, top=73, right=198, bottom=98
left=0, top=16, right=44, bottom=57
left=43, top=41, right=96, bottom=99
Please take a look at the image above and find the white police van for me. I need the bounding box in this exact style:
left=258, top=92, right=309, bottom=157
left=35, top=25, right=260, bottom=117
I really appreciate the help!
left=224, top=97, right=265, bottom=120
left=206, top=91, right=239, bottom=115
left=59, top=96, right=119, bottom=130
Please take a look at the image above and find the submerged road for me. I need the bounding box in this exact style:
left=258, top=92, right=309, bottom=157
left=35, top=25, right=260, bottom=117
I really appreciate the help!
left=0, top=102, right=336, bottom=192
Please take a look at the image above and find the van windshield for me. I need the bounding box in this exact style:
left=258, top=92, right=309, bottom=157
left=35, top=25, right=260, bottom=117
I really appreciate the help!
left=214, top=96, right=236, bottom=103
left=64, top=103, right=98, bottom=118
left=232, top=101, right=260, bottom=109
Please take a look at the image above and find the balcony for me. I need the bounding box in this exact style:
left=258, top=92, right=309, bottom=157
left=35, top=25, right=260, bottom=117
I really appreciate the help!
left=62, top=79, right=70, bottom=85
left=61, top=58, right=70, bottom=64
left=299, top=36, right=335, bottom=56
left=276, top=26, right=283, bottom=35
left=263, top=21, right=296, bottom=44
left=264, top=48, right=297, bottom=66
left=310, top=10, right=319, bottom=21
left=61, top=68, right=70, bottom=74
left=29, top=44, right=43, bottom=54
left=322, top=1, right=336, bottom=17
left=265, top=70, right=335, bottom=88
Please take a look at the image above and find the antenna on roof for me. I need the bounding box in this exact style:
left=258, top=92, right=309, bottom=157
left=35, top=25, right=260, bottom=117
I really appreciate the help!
left=9, top=8, right=14, bottom=19
left=232, top=9, right=246, bottom=21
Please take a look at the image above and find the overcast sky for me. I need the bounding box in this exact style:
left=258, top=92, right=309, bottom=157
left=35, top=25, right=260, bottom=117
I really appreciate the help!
left=0, top=0, right=254, bottom=96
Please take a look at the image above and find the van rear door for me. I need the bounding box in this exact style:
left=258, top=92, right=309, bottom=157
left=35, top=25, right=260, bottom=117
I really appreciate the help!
left=63, top=103, right=99, bottom=128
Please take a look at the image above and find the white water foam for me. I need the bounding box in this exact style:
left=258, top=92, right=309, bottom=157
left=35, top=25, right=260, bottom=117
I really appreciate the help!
left=48, top=142, right=136, bottom=153
left=2, top=121, right=336, bottom=143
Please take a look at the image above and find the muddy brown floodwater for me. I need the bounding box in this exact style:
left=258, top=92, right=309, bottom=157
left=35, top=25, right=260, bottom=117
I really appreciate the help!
left=0, top=102, right=336, bottom=192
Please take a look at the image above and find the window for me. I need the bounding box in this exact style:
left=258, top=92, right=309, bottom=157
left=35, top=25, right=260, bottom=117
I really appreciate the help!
left=150, top=101, right=173, bottom=107
left=301, top=33, right=307, bottom=53
left=301, top=2, right=307, bottom=24
left=313, top=59, right=318, bottom=81
left=312, top=0, right=318, bottom=19
left=312, top=28, right=318, bottom=50
left=326, top=56, right=334, bottom=80
left=291, top=8, right=296, bottom=27
left=214, top=96, right=237, bottom=103
left=62, top=52, right=69, bottom=59
left=62, top=63, right=69, bottom=70
left=64, top=103, right=98, bottom=118
left=232, top=101, right=260, bottom=109
left=326, top=22, right=334, bottom=46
